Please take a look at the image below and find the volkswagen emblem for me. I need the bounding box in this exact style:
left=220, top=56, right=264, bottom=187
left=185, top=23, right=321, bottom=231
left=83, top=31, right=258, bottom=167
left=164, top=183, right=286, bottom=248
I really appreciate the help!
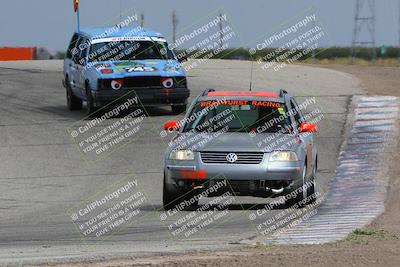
left=226, top=153, right=238, bottom=163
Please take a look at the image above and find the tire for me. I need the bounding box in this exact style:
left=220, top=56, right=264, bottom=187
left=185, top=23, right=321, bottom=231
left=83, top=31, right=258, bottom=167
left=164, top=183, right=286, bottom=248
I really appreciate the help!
left=183, top=191, right=200, bottom=209
left=162, top=175, right=199, bottom=210
left=86, top=85, right=98, bottom=117
left=66, top=78, right=82, bottom=110
left=307, top=160, right=318, bottom=204
left=163, top=186, right=179, bottom=211
left=163, top=173, right=180, bottom=210
left=171, top=104, right=186, bottom=114
left=285, top=163, right=308, bottom=208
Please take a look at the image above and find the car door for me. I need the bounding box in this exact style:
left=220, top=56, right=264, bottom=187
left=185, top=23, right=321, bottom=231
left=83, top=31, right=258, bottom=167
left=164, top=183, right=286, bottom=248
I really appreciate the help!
left=64, top=33, right=79, bottom=93
left=290, top=98, right=315, bottom=176
left=70, top=36, right=86, bottom=98
left=74, top=36, right=89, bottom=98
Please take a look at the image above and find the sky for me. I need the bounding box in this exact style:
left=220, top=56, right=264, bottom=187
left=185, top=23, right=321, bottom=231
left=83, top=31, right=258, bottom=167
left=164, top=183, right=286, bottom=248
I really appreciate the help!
left=0, top=0, right=399, bottom=51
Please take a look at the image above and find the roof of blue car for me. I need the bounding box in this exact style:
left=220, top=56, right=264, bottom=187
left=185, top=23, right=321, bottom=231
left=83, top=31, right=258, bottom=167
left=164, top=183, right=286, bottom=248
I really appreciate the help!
left=78, top=26, right=164, bottom=39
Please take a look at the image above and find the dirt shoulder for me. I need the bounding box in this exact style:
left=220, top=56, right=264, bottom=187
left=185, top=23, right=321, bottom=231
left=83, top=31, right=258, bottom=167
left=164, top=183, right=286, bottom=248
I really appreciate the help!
left=316, top=64, right=400, bottom=97
left=43, top=65, right=400, bottom=267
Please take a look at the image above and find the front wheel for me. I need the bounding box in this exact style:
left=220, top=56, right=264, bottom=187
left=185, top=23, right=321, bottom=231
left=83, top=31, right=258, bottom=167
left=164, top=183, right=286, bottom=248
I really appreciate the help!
left=285, top=164, right=308, bottom=208
left=163, top=185, right=179, bottom=211
left=163, top=176, right=199, bottom=210
left=86, top=87, right=98, bottom=117
left=66, top=79, right=82, bottom=110
left=307, top=161, right=318, bottom=204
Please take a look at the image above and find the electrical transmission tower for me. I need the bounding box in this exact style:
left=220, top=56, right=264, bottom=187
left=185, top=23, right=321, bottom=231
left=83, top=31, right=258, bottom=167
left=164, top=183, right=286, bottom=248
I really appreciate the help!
left=140, top=14, right=144, bottom=27
left=218, top=12, right=224, bottom=49
left=351, top=0, right=376, bottom=61
left=172, top=11, right=178, bottom=44
left=119, top=0, right=122, bottom=22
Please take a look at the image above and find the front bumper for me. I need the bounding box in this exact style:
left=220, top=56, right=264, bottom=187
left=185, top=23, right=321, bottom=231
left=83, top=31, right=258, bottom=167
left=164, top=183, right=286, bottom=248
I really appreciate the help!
left=92, top=87, right=190, bottom=107
left=164, top=153, right=302, bottom=196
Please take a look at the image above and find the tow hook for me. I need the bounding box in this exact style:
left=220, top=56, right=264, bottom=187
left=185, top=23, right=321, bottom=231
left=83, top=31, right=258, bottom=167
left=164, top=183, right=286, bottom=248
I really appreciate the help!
left=193, top=185, right=204, bottom=190
left=190, top=181, right=204, bottom=190
left=271, top=187, right=284, bottom=194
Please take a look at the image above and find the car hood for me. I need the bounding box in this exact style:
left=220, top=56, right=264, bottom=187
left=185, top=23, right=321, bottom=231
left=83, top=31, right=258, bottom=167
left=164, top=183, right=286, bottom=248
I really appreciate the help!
left=95, top=59, right=185, bottom=77
left=94, top=59, right=186, bottom=79
left=169, top=132, right=299, bottom=153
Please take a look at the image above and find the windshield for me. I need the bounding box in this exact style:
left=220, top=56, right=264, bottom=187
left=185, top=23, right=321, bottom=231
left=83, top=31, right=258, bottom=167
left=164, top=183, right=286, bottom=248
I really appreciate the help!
left=88, top=41, right=175, bottom=62
left=183, top=100, right=291, bottom=133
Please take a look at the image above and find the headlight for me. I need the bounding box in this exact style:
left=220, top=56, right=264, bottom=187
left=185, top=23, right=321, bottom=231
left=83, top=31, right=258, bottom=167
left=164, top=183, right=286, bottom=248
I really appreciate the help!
left=269, top=151, right=298, bottom=161
left=169, top=150, right=194, bottom=160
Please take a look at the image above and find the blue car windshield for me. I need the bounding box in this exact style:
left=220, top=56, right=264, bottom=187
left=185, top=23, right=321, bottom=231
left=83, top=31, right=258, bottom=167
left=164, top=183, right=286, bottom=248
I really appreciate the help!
left=88, top=41, right=174, bottom=62
left=183, top=100, right=291, bottom=133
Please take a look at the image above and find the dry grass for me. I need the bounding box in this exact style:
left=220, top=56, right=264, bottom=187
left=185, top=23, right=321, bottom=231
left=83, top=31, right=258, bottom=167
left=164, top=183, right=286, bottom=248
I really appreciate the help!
left=301, top=57, right=400, bottom=67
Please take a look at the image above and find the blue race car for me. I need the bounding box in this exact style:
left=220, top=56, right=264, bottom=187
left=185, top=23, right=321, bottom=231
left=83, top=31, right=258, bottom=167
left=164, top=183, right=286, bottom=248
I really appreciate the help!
left=63, top=27, right=189, bottom=115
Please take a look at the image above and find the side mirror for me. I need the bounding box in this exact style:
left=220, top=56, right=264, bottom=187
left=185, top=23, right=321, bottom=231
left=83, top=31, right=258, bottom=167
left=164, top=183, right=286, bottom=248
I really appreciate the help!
left=164, top=120, right=180, bottom=131
left=299, top=122, right=317, bottom=133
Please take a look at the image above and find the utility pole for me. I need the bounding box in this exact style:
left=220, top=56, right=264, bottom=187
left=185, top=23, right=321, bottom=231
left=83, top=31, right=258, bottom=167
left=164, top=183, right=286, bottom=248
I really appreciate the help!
left=398, top=0, right=400, bottom=57
left=73, top=0, right=80, bottom=32
left=140, top=14, right=144, bottom=27
left=312, top=16, right=316, bottom=63
left=351, top=0, right=376, bottom=62
left=119, top=0, right=122, bottom=22
left=172, top=11, right=178, bottom=44
left=218, top=12, right=224, bottom=50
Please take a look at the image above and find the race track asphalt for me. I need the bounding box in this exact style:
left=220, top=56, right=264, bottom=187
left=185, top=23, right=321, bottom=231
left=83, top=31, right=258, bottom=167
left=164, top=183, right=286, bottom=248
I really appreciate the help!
left=0, top=59, right=363, bottom=264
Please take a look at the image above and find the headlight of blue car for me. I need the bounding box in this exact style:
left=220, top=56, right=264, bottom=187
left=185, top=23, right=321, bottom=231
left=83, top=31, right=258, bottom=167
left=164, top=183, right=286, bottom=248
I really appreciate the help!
left=169, top=150, right=194, bottom=160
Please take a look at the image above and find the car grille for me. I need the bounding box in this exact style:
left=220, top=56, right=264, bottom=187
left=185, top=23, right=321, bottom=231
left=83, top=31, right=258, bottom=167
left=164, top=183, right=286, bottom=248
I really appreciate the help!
left=124, top=76, right=162, bottom=88
left=200, top=152, right=264, bottom=164
left=174, top=77, right=187, bottom=88
left=99, top=76, right=187, bottom=89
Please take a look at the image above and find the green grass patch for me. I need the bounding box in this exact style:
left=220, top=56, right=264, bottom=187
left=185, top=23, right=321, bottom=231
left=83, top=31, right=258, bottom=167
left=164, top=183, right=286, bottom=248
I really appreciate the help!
left=345, top=228, right=398, bottom=243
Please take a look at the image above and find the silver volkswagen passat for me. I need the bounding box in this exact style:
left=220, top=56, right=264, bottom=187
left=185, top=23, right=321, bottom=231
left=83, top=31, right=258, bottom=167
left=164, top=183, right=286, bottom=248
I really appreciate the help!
left=162, top=89, right=318, bottom=210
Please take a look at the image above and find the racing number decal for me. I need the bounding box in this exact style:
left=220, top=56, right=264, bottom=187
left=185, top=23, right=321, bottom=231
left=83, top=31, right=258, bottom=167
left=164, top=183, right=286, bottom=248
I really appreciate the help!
left=125, top=66, right=156, bottom=72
